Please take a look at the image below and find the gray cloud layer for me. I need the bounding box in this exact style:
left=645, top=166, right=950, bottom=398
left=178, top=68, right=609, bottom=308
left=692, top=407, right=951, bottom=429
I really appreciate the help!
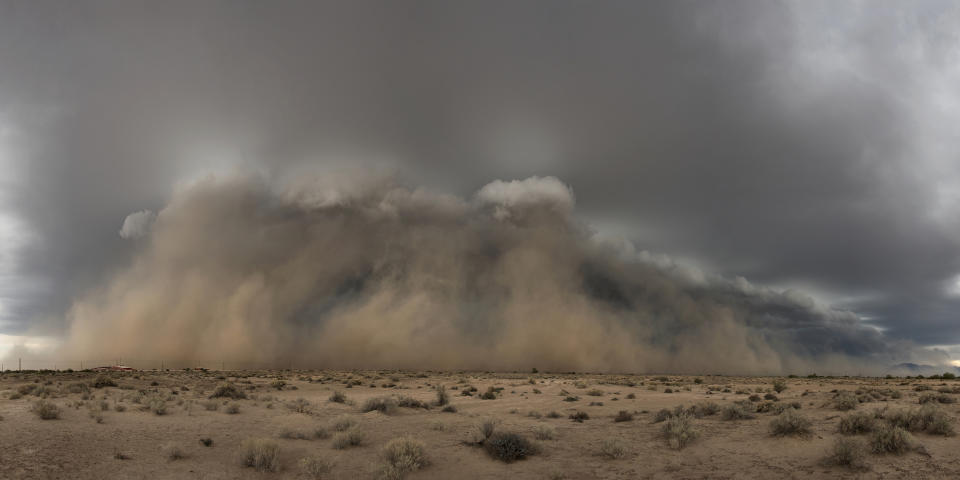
left=1, top=1, right=959, bottom=369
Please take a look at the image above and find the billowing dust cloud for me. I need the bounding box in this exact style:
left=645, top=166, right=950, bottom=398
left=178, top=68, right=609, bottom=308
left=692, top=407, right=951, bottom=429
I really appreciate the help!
left=60, top=173, right=930, bottom=374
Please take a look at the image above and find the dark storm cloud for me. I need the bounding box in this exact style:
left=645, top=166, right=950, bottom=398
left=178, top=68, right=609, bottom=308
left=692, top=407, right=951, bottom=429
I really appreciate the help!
left=0, top=1, right=958, bottom=367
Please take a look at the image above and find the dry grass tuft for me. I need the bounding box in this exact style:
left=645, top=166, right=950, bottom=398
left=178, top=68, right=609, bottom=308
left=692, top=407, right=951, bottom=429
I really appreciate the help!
left=240, top=438, right=280, bottom=472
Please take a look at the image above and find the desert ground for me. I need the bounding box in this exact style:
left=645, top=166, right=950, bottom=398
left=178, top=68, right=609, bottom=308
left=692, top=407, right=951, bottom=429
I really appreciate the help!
left=1, top=369, right=958, bottom=479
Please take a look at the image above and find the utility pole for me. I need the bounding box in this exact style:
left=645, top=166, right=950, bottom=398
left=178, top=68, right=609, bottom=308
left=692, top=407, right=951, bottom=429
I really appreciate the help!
left=19, top=358, right=22, bottom=372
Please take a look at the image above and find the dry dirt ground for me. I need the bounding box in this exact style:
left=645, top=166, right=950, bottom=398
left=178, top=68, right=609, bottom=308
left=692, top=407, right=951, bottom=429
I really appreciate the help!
left=1, top=370, right=959, bottom=479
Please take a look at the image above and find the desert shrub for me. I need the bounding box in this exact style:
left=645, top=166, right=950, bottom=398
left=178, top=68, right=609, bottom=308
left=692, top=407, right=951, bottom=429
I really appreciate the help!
left=396, top=396, right=429, bottom=409
left=17, top=384, right=37, bottom=395
left=362, top=397, right=398, bottom=414
left=199, top=438, right=213, bottom=447
left=546, top=410, right=562, bottom=419
left=270, top=379, right=286, bottom=390
left=210, top=382, right=246, bottom=400
left=480, top=387, right=498, bottom=400
left=287, top=398, right=312, bottom=414
left=147, top=396, right=167, bottom=415
left=696, top=402, right=720, bottom=417
left=721, top=403, right=755, bottom=421
left=332, top=415, right=357, bottom=432
left=240, top=438, right=280, bottom=472
left=870, top=424, right=912, bottom=454
left=379, top=436, right=427, bottom=480
left=826, top=437, right=867, bottom=469
left=483, top=432, right=538, bottom=463
left=919, top=393, right=955, bottom=404
left=662, top=414, right=699, bottom=449
left=614, top=410, right=634, bottom=422
left=300, top=455, right=333, bottom=479
left=91, top=375, right=117, bottom=389
left=839, top=412, right=876, bottom=435
left=31, top=400, right=60, bottom=419
left=569, top=411, right=589, bottom=422
left=66, top=382, right=90, bottom=394
left=626, top=393, right=636, bottom=399
left=473, top=418, right=499, bottom=443
left=279, top=428, right=309, bottom=440
left=653, top=408, right=673, bottom=423
left=328, top=391, right=347, bottom=403
left=886, top=404, right=955, bottom=436
left=769, top=409, right=812, bottom=436
left=834, top=392, right=858, bottom=411
left=225, top=403, right=241, bottom=414
left=202, top=400, right=218, bottom=411
left=599, top=438, right=627, bottom=458
left=772, top=379, right=787, bottom=393
left=764, top=393, right=779, bottom=401
left=441, top=405, right=457, bottom=413
left=433, top=384, right=449, bottom=406
left=331, top=429, right=365, bottom=449
left=314, top=427, right=331, bottom=439
left=164, top=443, right=187, bottom=460
left=586, top=389, right=604, bottom=397
left=532, top=424, right=556, bottom=440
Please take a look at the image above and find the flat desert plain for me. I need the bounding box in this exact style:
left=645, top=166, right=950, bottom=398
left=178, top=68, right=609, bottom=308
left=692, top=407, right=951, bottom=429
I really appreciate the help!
left=1, top=370, right=959, bottom=479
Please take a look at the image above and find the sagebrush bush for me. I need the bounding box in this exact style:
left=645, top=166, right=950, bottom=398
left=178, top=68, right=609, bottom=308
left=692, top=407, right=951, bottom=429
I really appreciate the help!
left=203, top=400, right=218, bottom=411
left=332, top=429, right=365, bottom=449
left=483, top=432, right=538, bottom=463
left=772, top=379, right=787, bottom=393
left=769, top=409, right=812, bottom=436
left=532, top=424, right=556, bottom=440
left=91, top=375, right=117, bottom=389
left=614, top=410, right=634, bottom=422
left=834, top=392, right=858, bottom=411
left=839, top=412, right=876, bottom=435
left=332, top=415, right=357, bottom=432
left=300, top=455, right=332, bottom=480
left=662, top=413, right=699, bottom=449
left=695, top=402, right=720, bottom=417
left=870, top=424, right=912, bottom=454
left=210, top=382, right=246, bottom=400
left=599, top=438, right=627, bottom=458
left=287, top=398, right=312, bottom=414
left=362, top=396, right=398, bottom=414
left=240, top=438, right=280, bottom=472
left=653, top=408, right=673, bottom=423
left=826, top=437, right=867, bottom=469
left=31, top=400, right=60, bottom=420
left=379, top=436, right=428, bottom=480
left=886, top=404, right=955, bottom=436
left=329, top=391, right=347, bottom=403
left=396, top=396, right=429, bottom=409
left=721, top=403, right=755, bottom=421
left=225, top=403, right=240, bottom=414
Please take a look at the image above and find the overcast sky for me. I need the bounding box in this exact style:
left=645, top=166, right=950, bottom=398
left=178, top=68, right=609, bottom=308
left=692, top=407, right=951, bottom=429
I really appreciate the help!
left=1, top=1, right=959, bottom=364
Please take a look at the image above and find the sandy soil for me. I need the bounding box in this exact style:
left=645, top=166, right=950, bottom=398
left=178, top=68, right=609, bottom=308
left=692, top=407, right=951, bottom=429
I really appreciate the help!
left=1, top=370, right=958, bottom=479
